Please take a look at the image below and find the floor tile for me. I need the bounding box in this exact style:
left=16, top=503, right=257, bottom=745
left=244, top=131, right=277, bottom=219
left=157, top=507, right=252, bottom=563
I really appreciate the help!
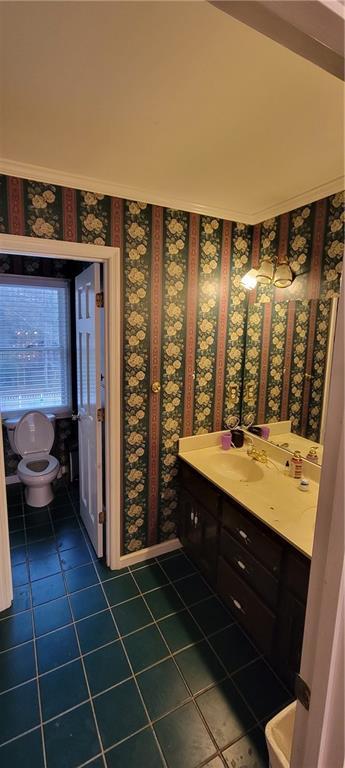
left=25, top=509, right=51, bottom=528
left=144, top=585, right=184, bottom=620
left=174, top=573, right=212, bottom=606
left=209, top=624, right=259, bottom=674
left=112, top=595, right=152, bottom=635
left=158, top=610, right=202, bottom=652
left=0, top=680, right=40, bottom=744
left=7, top=504, right=23, bottom=518
left=197, top=678, right=256, bottom=750
left=0, top=727, right=44, bottom=768
left=44, top=702, right=100, bottom=768
left=130, top=557, right=156, bottom=571
left=84, top=640, right=131, bottom=695
left=204, top=758, right=224, bottom=767
left=56, top=528, right=85, bottom=552
left=160, top=554, right=196, bottom=582
left=77, top=610, right=118, bottom=654
left=0, top=641, right=36, bottom=693
left=26, top=523, right=54, bottom=543
left=9, top=516, right=24, bottom=532
left=33, top=596, right=72, bottom=637
left=39, top=658, right=88, bottom=720
left=36, top=624, right=79, bottom=673
left=1, top=585, right=31, bottom=617
left=53, top=517, right=80, bottom=533
left=95, top=558, right=126, bottom=581
left=10, top=545, right=27, bottom=566
left=0, top=611, right=33, bottom=651
left=94, top=678, right=148, bottom=749
left=223, top=726, right=269, bottom=768
left=60, top=543, right=92, bottom=570
left=29, top=553, right=61, bottom=582
left=65, top=563, right=99, bottom=593
left=49, top=504, right=75, bottom=522
left=190, top=597, right=233, bottom=636
left=10, top=531, right=26, bottom=548
left=137, top=658, right=190, bottom=720
left=175, top=639, right=226, bottom=695
left=123, top=624, right=168, bottom=673
left=27, top=538, right=58, bottom=562
left=103, top=573, right=139, bottom=606
left=133, top=563, right=168, bottom=593
left=70, top=584, right=107, bottom=620
left=232, top=658, right=290, bottom=721
left=31, top=572, right=66, bottom=607
left=12, top=562, right=29, bottom=587
left=154, top=701, right=216, bottom=768
left=105, top=726, right=164, bottom=768
left=84, top=759, right=104, bottom=768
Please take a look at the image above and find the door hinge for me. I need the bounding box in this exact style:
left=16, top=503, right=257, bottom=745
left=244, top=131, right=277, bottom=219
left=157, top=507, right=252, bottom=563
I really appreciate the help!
left=97, top=407, right=105, bottom=422
left=99, top=509, right=106, bottom=524
left=96, top=291, right=104, bottom=308
left=295, top=673, right=311, bottom=711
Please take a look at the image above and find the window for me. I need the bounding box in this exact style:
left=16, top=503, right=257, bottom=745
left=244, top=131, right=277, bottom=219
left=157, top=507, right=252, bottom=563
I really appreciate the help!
left=0, top=275, right=72, bottom=416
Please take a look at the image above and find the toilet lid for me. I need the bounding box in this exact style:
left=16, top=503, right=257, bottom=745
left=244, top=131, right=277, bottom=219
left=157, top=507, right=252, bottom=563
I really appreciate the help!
left=14, top=411, right=54, bottom=457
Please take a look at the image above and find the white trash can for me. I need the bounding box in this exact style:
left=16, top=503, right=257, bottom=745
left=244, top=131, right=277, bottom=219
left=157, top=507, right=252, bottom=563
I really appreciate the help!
left=265, top=701, right=296, bottom=768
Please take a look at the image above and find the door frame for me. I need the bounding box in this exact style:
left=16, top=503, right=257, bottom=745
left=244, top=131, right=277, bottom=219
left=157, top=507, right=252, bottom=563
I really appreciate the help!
left=0, top=234, right=122, bottom=586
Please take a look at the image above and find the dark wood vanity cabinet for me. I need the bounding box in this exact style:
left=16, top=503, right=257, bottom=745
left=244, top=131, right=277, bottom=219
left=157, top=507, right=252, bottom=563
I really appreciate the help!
left=178, top=460, right=310, bottom=692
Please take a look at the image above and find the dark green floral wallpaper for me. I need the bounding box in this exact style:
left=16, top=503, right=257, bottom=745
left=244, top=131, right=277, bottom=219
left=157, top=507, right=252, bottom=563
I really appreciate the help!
left=0, top=175, right=343, bottom=553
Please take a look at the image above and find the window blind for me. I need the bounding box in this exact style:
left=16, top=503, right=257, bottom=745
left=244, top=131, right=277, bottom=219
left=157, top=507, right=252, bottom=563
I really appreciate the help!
left=0, top=276, right=72, bottom=416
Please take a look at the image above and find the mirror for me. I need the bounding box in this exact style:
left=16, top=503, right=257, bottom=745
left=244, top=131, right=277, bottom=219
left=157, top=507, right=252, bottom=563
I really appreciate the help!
left=239, top=296, right=338, bottom=466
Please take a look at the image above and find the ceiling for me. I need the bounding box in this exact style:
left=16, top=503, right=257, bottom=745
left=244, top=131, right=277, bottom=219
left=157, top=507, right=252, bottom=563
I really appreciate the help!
left=0, top=1, right=344, bottom=224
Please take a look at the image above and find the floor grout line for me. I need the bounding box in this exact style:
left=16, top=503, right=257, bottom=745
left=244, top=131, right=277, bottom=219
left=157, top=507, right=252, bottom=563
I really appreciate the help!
left=2, top=480, right=287, bottom=766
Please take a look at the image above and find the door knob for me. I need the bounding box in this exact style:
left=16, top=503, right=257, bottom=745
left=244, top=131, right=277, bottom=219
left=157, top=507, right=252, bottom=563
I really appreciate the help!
left=151, top=381, right=161, bottom=394
left=72, top=412, right=81, bottom=422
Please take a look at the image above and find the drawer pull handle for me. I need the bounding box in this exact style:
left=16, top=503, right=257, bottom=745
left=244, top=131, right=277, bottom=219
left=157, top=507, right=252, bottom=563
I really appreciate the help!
left=191, top=512, right=194, bottom=522
left=238, top=528, right=250, bottom=544
left=237, top=559, right=246, bottom=571
left=231, top=597, right=245, bottom=613
left=194, top=515, right=198, bottom=527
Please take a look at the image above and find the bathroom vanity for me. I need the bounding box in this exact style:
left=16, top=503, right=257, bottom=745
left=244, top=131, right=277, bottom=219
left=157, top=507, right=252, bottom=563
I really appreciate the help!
left=178, top=433, right=319, bottom=692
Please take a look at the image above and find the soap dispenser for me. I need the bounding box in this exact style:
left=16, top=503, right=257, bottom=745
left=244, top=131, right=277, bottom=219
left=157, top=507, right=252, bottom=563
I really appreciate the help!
left=289, top=451, right=303, bottom=479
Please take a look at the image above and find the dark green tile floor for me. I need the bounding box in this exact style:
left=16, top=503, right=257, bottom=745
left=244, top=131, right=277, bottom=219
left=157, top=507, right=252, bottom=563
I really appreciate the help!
left=0, top=479, right=293, bottom=768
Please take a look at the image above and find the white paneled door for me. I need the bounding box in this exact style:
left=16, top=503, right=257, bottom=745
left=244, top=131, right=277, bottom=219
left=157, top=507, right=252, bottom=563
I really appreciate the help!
left=75, top=264, right=103, bottom=557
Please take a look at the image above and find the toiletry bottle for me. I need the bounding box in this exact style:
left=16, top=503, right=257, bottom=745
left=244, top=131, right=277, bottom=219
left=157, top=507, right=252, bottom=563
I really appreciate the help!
left=306, top=447, right=318, bottom=463
left=290, top=451, right=303, bottom=479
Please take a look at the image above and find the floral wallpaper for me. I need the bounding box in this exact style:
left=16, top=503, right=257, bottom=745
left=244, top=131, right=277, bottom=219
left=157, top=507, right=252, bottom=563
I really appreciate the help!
left=0, top=175, right=343, bottom=553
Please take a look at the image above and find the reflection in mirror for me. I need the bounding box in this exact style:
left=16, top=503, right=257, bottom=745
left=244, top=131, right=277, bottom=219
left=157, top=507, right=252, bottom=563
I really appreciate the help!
left=240, top=297, right=338, bottom=466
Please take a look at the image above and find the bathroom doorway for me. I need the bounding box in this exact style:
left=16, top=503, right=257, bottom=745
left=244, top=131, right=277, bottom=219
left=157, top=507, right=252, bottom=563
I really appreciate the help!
left=0, top=235, right=121, bottom=613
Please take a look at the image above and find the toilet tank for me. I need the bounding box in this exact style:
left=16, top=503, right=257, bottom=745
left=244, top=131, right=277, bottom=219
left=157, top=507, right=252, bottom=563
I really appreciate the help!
left=4, top=413, right=56, bottom=455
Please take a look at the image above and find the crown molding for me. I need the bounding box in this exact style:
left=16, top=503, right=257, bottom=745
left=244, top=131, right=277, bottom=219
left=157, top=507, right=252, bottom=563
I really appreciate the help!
left=0, top=157, right=343, bottom=226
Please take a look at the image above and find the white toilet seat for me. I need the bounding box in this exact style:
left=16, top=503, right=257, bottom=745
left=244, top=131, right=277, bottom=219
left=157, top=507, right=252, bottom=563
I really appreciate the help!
left=18, top=453, right=59, bottom=479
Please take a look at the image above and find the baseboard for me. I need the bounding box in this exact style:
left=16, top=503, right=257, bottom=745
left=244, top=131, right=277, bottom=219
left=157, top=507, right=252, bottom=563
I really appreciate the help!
left=118, top=537, right=181, bottom=569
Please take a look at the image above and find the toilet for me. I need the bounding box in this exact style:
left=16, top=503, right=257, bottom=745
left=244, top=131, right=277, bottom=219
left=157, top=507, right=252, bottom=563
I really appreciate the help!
left=5, top=411, right=60, bottom=507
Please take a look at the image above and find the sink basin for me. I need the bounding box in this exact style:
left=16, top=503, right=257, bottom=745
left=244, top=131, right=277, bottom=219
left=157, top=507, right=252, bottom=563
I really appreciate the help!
left=213, top=453, right=265, bottom=482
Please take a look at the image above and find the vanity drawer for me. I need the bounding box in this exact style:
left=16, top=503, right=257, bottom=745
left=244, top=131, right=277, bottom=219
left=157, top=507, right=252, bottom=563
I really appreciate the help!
left=222, top=498, right=282, bottom=576
left=220, top=529, right=279, bottom=611
left=180, top=462, right=220, bottom=516
left=218, top=556, right=276, bottom=657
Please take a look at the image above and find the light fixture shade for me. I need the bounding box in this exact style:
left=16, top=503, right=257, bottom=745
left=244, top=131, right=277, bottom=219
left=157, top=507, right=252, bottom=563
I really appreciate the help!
left=241, top=268, right=258, bottom=291
left=256, top=257, right=274, bottom=285
left=274, top=260, right=293, bottom=288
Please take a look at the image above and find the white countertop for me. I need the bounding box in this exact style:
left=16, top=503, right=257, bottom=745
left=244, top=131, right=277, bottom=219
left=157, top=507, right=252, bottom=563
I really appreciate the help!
left=179, top=432, right=320, bottom=559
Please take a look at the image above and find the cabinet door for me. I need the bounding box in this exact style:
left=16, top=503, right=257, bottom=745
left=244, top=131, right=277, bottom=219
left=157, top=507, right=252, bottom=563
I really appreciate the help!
left=275, top=590, right=306, bottom=691
left=179, top=488, right=218, bottom=585
left=179, top=488, right=202, bottom=563
left=198, top=505, right=218, bottom=586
